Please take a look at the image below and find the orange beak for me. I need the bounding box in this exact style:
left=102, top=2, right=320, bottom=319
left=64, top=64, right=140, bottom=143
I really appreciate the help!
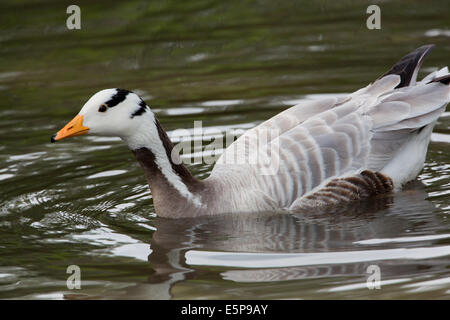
left=51, top=115, right=89, bottom=143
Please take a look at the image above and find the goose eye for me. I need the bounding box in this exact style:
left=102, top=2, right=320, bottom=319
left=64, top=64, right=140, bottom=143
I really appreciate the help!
left=98, top=105, right=107, bottom=113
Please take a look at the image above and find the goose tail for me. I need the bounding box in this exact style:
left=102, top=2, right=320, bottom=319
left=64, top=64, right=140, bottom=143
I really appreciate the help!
left=367, top=46, right=450, bottom=188
left=380, top=44, right=435, bottom=88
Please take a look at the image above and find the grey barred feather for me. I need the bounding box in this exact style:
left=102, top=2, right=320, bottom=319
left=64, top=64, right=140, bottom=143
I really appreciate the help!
left=291, top=171, right=393, bottom=210
left=209, top=46, right=449, bottom=213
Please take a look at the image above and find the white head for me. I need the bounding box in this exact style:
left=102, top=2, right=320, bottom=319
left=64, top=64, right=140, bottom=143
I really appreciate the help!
left=51, top=88, right=154, bottom=148
left=51, top=88, right=203, bottom=208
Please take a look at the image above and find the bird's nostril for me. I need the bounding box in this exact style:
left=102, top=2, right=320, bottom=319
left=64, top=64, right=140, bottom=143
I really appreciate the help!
left=67, top=126, right=73, bottom=130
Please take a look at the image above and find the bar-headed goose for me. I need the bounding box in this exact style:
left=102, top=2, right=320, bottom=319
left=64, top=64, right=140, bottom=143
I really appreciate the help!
left=51, top=45, right=449, bottom=218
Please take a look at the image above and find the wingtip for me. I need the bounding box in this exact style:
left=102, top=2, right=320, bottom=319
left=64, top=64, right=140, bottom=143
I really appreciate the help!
left=417, top=43, right=435, bottom=56
left=380, top=44, right=437, bottom=88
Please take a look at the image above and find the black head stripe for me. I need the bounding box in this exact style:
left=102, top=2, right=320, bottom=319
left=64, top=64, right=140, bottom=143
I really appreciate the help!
left=131, top=100, right=148, bottom=118
left=105, top=88, right=131, bottom=108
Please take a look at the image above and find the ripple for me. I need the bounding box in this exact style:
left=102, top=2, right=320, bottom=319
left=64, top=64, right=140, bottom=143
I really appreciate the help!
left=86, top=136, right=122, bottom=142
left=0, top=71, right=23, bottom=80
left=324, top=278, right=411, bottom=292
left=164, top=107, right=205, bottom=116
left=86, top=170, right=127, bottom=179
left=0, top=174, right=14, bottom=181
left=307, top=44, right=329, bottom=52
left=187, top=53, right=209, bottom=62
left=354, top=234, right=450, bottom=245
left=8, top=152, right=46, bottom=161
left=186, top=245, right=450, bottom=268
left=80, top=145, right=112, bottom=152
left=71, top=227, right=139, bottom=246
left=431, top=133, right=450, bottom=143
left=108, top=202, right=135, bottom=213
left=69, top=227, right=151, bottom=261
left=403, top=277, right=450, bottom=293
left=112, top=243, right=151, bottom=261
left=200, top=99, right=243, bottom=107
left=0, top=273, right=18, bottom=284
left=424, top=29, right=450, bottom=37
left=32, top=292, right=65, bottom=300
left=123, top=191, right=150, bottom=201
left=0, top=191, right=52, bottom=216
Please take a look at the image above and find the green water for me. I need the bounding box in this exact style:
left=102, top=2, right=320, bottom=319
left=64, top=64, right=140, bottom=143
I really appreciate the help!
left=0, top=0, right=449, bottom=299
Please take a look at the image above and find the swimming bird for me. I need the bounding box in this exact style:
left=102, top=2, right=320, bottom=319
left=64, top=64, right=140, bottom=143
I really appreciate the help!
left=51, top=45, right=450, bottom=218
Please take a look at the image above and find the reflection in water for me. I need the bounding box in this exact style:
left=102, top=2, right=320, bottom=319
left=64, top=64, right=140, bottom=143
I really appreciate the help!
left=113, top=181, right=449, bottom=299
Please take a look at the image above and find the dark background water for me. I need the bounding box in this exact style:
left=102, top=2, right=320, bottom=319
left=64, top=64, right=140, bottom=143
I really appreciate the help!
left=0, top=0, right=449, bottom=299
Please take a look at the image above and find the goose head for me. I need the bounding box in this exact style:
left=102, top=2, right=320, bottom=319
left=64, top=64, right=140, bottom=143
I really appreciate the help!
left=51, top=88, right=205, bottom=217
left=51, top=88, right=154, bottom=148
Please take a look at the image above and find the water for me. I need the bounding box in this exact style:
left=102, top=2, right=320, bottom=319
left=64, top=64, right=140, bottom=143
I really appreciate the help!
left=0, top=0, right=449, bottom=299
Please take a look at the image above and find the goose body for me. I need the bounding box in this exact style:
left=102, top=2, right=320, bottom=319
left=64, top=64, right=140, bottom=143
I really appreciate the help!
left=52, top=45, right=450, bottom=218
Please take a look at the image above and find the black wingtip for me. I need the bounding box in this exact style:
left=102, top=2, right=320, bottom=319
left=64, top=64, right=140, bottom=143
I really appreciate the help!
left=51, top=134, right=56, bottom=143
left=381, top=44, right=435, bottom=88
